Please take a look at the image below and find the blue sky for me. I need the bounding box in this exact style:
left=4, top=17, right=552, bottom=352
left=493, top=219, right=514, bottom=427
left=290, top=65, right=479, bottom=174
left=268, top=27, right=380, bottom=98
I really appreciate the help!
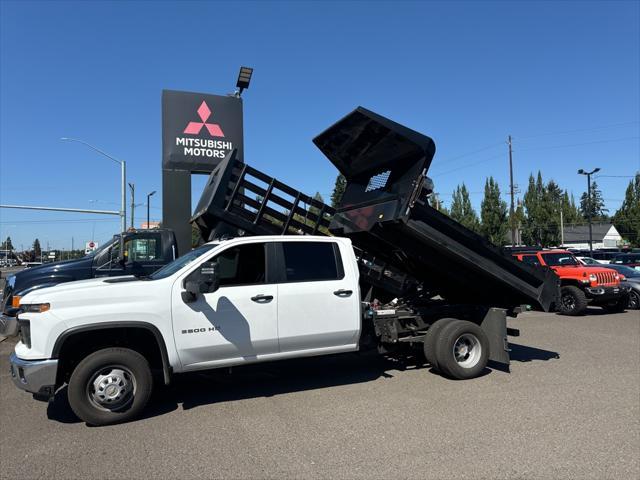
left=1, top=0, right=638, bottom=251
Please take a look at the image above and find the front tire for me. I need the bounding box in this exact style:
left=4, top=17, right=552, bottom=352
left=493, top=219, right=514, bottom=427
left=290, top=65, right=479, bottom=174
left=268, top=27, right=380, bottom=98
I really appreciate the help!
left=67, top=347, right=153, bottom=426
left=433, top=320, right=489, bottom=380
left=558, top=286, right=588, bottom=316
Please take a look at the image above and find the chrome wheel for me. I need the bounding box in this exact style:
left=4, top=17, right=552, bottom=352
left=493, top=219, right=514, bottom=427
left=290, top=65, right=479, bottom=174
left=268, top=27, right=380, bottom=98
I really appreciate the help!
left=452, top=333, right=482, bottom=369
left=87, top=365, right=136, bottom=412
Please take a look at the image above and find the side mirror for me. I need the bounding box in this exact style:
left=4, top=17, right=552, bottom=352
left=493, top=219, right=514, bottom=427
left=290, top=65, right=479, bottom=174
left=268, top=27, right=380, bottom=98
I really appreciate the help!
left=181, top=261, right=219, bottom=303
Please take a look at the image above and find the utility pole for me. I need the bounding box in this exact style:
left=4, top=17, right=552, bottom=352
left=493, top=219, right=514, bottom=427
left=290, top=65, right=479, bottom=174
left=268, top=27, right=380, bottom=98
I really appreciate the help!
left=560, top=210, right=564, bottom=247
left=508, top=135, right=516, bottom=246
left=128, top=183, right=135, bottom=229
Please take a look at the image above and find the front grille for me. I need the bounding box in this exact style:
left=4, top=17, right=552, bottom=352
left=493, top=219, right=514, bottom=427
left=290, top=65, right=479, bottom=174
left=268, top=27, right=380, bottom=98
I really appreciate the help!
left=596, top=271, right=617, bottom=286
left=18, top=320, right=31, bottom=348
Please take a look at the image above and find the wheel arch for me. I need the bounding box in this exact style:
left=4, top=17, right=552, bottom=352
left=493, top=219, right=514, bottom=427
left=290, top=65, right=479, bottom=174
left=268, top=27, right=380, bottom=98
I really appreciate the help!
left=52, top=322, right=172, bottom=385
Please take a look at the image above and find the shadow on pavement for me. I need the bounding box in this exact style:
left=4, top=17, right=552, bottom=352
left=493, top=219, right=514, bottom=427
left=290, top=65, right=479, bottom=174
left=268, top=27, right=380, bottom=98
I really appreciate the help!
left=508, top=343, right=560, bottom=362
left=47, top=353, right=423, bottom=424
left=47, top=344, right=559, bottom=425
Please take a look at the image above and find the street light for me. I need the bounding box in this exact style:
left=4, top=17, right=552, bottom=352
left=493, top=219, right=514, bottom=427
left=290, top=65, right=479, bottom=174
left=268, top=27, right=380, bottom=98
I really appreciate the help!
left=128, top=183, right=135, bottom=229
left=235, top=66, right=253, bottom=97
left=578, top=167, right=601, bottom=255
left=61, top=138, right=127, bottom=253
left=146, top=190, right=156, bottom=229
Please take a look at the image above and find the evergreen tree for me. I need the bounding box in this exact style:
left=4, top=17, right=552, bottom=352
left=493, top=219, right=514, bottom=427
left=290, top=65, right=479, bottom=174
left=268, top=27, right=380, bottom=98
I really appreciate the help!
left=561, top=191, right=583, bottom=226
left=612, top=173, right=640, bottom=247
left=542, top=179, right=562, bottom=246
left=450, top=183, right=480, bottom=232
left=33, top=238, right=42, bottom=258
left=480, top=177, right=508, bottom=245
left=1, top=236, right=13, bottom=250
left=580, top=180, right=608, bottom=221
left=522, top=173, right=542, bottom=245
left=330, top=174, right=347, bottom=208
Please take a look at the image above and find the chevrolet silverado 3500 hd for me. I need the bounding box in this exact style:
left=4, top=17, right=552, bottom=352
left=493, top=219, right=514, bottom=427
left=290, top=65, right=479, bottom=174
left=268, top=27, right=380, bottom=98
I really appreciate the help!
left=8, top=107, right=558, bottom=425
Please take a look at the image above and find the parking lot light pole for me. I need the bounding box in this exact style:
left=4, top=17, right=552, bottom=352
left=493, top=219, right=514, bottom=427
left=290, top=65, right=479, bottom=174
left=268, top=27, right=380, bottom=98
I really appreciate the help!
left=146, top=191, right=156, bottom=229
left=578, top=167, right=601, bottom=255
left=61, top=138, right=127, bottom=253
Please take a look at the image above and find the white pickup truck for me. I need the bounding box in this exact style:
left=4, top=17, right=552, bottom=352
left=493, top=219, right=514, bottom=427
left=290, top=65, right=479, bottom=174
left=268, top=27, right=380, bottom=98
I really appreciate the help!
left=9, top=235, right=497, bottom=425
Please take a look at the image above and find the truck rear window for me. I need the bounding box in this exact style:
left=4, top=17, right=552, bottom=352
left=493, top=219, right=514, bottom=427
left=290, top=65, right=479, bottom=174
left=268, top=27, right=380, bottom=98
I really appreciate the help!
left=282, top=242, right=344, bottom=282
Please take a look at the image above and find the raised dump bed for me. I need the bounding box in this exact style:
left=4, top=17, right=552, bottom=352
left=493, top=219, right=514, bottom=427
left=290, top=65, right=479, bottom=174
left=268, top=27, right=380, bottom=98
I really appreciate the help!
left=191, top=150, right=414, bottom=298
left=192, top=108, right=558, bottom=311
left=313, top=107, right=559, bottom=312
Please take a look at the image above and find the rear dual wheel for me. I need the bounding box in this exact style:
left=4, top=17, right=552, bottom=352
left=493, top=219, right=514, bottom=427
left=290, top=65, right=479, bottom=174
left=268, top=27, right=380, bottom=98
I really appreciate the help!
left=423, top=319, right=489, bottom=380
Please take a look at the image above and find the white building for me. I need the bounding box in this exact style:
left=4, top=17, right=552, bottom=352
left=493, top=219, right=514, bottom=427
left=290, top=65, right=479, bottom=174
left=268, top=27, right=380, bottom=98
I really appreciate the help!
left=561, top=223, right=622, bottom=250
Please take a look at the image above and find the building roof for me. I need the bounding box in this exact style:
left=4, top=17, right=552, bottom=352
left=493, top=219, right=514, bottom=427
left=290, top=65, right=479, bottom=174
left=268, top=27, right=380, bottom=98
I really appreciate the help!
left=562, top=223, right=616, bottom=243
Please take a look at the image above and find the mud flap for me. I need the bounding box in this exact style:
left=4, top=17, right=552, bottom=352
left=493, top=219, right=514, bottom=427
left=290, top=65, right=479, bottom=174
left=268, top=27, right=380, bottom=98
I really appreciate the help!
left=480, top=308, right=510, bottom=369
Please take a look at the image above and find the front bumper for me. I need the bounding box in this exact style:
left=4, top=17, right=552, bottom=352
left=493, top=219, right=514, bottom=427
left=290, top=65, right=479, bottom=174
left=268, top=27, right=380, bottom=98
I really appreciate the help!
left=0, top=313, right=18, bottom=337
left=585, top=285, right=627, bottom=304
left=9, top=352, right=58, bottom=399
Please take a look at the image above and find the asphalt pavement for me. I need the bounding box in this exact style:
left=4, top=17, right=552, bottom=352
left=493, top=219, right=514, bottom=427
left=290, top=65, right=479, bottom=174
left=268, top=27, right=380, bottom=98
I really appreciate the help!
left=1, top=309, right=638, bottom=479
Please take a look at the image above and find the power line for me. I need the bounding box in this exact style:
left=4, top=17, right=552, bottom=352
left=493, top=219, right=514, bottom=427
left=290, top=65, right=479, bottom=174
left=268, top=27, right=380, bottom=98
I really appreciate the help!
left=516, top=121, right=640, bottom=140
left=430, top=152, right=505, bottom=177
left=518, top=136, right=640, bottom=152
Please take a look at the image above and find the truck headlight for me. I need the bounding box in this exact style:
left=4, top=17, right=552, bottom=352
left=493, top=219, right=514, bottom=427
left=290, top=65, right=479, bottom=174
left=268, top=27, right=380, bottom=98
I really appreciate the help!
left=589, top=274, right=597, bottom=282
left=20, top=303, right=50, bottom=313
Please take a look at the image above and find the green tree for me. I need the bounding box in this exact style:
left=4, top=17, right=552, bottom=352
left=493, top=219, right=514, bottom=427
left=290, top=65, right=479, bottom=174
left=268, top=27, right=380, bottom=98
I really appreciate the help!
left=580, top=180, right=608, bottom=221
left=330, top=174, right=347, bottom=208
left=480, top=177, right=508, bottom=245
left=32, top=238, right=42, bottom=258
left=561, top=191, right=583, bottom=226
left=612, top=173, right=640, bottom=247
left=1, top=236, right=13, bottom=250
left=450, top=183, right=480, bottom=232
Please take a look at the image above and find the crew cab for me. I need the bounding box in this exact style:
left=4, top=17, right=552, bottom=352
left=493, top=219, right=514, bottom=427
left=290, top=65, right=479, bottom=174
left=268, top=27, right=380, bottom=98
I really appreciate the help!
left=9, top=235, right=514, bottom=426
left=513, top=249, right=628, bottom=315
left=0, top=229, right=177, bottom=338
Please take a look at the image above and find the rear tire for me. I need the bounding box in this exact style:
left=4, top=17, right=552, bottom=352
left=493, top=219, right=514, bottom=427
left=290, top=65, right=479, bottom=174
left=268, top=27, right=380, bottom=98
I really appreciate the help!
left=67, top=347, right=153, bottom=426
left=434, top=320, right=489, bottom=380
left=423, top=318, right=456, bottom=371
left=558, top=286, right=588, bottom=316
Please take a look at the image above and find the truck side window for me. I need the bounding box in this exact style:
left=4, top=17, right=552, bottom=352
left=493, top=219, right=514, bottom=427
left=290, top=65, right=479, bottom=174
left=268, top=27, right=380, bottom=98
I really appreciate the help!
left=217, top=243, right=266, bottom=287
left=282, top=242, right=344, bottom=282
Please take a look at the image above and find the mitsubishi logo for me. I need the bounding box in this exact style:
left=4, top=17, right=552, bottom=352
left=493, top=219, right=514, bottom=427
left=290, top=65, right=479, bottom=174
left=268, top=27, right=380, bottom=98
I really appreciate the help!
left=184, top=101, right=225, bottom=137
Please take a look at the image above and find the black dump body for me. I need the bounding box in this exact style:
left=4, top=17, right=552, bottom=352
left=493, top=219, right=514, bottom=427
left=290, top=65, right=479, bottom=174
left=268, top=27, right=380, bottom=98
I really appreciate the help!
left=192, top=107, right=559, bottom=311
left=313, top=107, right=559, bottom=311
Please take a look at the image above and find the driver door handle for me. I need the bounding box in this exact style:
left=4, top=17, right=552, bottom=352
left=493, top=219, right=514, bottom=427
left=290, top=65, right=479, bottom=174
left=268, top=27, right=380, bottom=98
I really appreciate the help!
left=333, top=289, right=353, bottom=297
left=251, top=294, right=274, bottom=303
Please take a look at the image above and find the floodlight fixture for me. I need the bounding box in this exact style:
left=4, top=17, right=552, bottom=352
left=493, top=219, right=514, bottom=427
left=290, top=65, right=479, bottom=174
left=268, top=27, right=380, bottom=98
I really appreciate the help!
left=235, top=66, right=253, bottom=96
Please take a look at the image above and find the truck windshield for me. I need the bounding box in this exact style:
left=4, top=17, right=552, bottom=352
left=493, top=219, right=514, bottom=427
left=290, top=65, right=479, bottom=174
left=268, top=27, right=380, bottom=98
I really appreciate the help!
left=541, top=253, right=579, bottom=266
left=147, top=244, right=217, bottom=280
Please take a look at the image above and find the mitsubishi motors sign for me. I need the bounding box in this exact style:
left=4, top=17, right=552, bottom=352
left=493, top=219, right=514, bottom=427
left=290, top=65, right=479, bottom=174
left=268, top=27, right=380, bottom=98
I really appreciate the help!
left=162, top=89, right=244, bottom=172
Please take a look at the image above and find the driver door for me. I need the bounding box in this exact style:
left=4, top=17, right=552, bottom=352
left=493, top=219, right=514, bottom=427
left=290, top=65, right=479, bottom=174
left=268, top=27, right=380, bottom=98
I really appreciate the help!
left=171, top=241, right=279, bottom=370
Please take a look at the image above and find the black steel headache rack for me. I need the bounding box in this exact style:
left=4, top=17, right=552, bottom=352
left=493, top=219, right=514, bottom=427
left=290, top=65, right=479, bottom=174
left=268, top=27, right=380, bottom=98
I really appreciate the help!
left=191, top=150, right=334, bottom=241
